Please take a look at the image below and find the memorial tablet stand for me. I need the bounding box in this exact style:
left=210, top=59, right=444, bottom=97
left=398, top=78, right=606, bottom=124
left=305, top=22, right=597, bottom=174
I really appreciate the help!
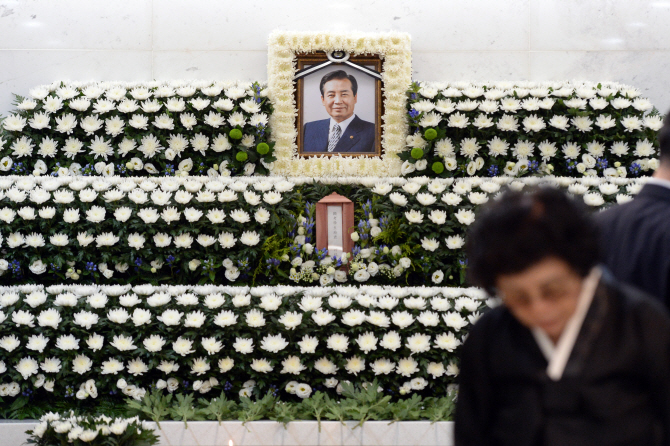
left=315, top=192, right=355, bottom=263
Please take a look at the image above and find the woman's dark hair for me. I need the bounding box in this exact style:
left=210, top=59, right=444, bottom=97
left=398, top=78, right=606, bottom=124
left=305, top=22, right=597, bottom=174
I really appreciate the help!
left=465, top=187, right=600, bottom=295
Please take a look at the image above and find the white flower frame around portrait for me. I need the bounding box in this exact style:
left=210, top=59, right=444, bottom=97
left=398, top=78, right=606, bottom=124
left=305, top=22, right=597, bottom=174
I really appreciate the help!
left=267, top=31, right=412, bottom=177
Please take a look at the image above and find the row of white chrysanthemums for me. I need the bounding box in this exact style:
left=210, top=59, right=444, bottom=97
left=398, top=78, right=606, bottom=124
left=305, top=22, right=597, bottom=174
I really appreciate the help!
left=29, top=413, right=152, bottom=443
left=0, top=175, right=294, bottom=278
left=0, top=175, right=648, bottom=281
left=0, top=285, right=488, bottom=400
left=0, top=80, right=268, bottom=176
left=405, top=81, right=662, bottom=176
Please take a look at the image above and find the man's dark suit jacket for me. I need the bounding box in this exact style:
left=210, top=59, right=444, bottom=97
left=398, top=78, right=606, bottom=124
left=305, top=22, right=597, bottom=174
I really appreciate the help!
left=597, top=183, right=670, bottom=307
left=302, top=115, right=375, bottom=153
left=455, top=270, right=670, bottom=446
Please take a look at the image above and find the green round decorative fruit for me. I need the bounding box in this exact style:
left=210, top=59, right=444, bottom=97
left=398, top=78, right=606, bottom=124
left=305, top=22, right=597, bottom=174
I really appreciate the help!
left=424, top=128, right=438, bottom=140
left=411, top=147, right=424, bottom=159
left=236, top=151, right=248, bottom=162
left=256, top=142, right=270, bottom=155
left=432, top=161, right=445, bottom=174
left=229, top=129, right=243, bottom=140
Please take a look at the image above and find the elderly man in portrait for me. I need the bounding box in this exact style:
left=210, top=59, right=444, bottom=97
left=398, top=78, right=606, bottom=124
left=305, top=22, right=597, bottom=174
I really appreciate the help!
left=303, top=70, right=376, bottom=153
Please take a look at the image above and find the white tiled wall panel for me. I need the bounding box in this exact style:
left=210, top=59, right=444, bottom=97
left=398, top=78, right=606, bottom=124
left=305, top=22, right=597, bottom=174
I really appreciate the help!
left=0, top=0, right=667, bottom=115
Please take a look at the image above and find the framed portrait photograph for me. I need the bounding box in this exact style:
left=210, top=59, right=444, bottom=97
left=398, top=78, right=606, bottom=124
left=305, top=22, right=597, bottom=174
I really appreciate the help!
left=295, top=53, right=383, bottom=157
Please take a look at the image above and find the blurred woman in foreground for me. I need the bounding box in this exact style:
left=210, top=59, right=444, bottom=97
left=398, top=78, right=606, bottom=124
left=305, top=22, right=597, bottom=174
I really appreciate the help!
left=455, top=187, right=670, bottom=446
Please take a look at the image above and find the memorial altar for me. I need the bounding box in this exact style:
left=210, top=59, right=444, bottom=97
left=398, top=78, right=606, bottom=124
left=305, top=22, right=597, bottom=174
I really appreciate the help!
left=0, top=21, right=663, bottom=446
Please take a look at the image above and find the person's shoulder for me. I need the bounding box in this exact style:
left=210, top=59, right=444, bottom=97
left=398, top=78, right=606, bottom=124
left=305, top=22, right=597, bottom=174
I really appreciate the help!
left=464, top=305, right=510, bottom=344
left=595, top=198, right=635, bottom=225
left=352, top=115, right=375, bottom=130
left=304, top=118, right=329, bottom=130
left=602, top=269, right=670, bottom=321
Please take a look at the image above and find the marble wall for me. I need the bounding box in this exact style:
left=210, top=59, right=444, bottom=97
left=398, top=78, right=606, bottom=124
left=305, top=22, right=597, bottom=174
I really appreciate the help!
left=0, top=0, right=668, bottom=116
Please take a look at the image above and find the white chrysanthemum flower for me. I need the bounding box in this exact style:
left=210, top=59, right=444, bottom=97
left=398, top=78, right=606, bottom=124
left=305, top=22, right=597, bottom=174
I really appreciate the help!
left=396, top=357, right=419, bottom=377
left=418, top=111, right=442, bottom=127
left=101, top=358, right=125, bottom=375
left=593, top=114, right=616, bottom=131
left=459, top=137, right=479, bottom=159
left=26, top=334, right=49, bottom=353
left=495, top=114, right=518, bottom=132
left=127, top=358, right=149, bottom=376
left=15, top=357, right=39, bottom=379
left=621, top=116, right=643, bottom=133
left=443, top=312, right=469, bottom=330
left=610, top=141, right=630, bottom=157
left=611, top=98, right=632, bottom=109
left=233, top=337, right=254, bottom=354
left=88, top=135, right=113, bottom=160
left=184, top=310, right=207, bottom=328
left=157, top=309, right=183, bottom=326
left=548, top=115, right=569, bottom=130
left=28, top=112, right=51, bottom=130
left=4, top=114, right=27, bottom=132
left=132, top=308, right=151, bottom=326
left=218, top=357, right=234, bottom=373
left=405, top=333, right=430, bottom=353
left=500, top=97, right=521, bottom=112
left=371, top=358, right=395, bottom=376
left=522, top=114, right=545, bottom=132
left=25, top=232, right=45, bottom=247
left=10, top=136, right=34, bottom=158
left=488, top=137, right=509, bottom=157
left=138, top=134, right=163, bottom=158
left=179, top=112, right=197, bottom=129
left=454, top=209, right=476, bottom=225
left=40, top=357, right=62, bottom=373
left=0, top=335, right=20, bottom=352
left=583, top=192, right=605, bottom=206
left=199, top=337, right=223, bottom=355
left=538, top=141, right=557, bottom=161
left=457, top=99, right=479, bottom=111
left=327, top=333, right=349, bottom=352
left=240, top=231, right=260, bottom=246
left=634, top=139, right=656, bottom=157
left=345, top=356, right=365, bottom=376
left=63, top=138, right=84, bottom=159
left=116, top=99, right=137, bottom=113
left=127, top=232, right=146, bottom=250
left=314, top=357, right=338, bottom=375
left=445, top=235, right=466, bottom=250
left=571, top=116, right=593, bottom=132
left=434, top=332, right=462, bottom=351
left=355, top=332, right=378, bottom=353
left=110, top=335, right=136, bottom=352
left=143, top=334, right=166, bottom=353
left=248, top=358, right=272, bottom=374
left=644, top=115, right=664, bottom=131
left=404, top=209, right=424, bottom=224
left=73, top=310, right=99, bottom=329
left=259, top=334, right=288, bottom=353
left=36, top=136, right=58, bottom=158
left=421, top=237, right=440, bottom=252
left=447, top=112, right=469, bottom=128
left=562, top=143, right=580, bottom=159
left=172, top=336, right=195, bottom=356
left=564, top=98, right=587, bottom=109
left=71, top=355, right=93, bottom=374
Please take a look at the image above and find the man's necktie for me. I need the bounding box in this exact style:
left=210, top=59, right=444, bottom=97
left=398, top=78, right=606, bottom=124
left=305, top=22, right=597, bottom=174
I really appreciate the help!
left=327, top=124, right=341, bottom=152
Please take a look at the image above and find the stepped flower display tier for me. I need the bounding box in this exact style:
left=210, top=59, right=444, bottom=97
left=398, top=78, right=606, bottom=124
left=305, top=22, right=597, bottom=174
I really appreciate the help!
left=0, top=79, right=659, bottom=179
left=0, top=175, right=647, bottom=285
left=0, top=285, right=479, bottom=409
left=0, top=81, right=276, bottom=178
